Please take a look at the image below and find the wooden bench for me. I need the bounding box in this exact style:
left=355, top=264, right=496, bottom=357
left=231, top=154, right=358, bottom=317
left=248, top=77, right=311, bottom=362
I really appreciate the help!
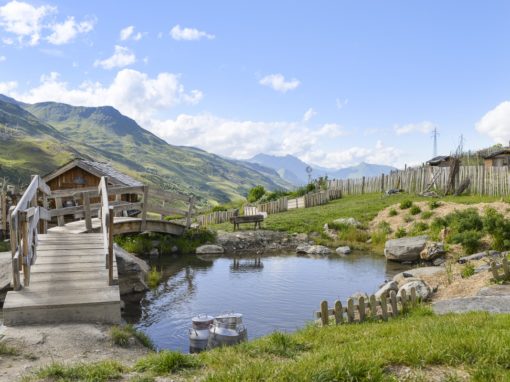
left=230, top=215, right=264, bottom=231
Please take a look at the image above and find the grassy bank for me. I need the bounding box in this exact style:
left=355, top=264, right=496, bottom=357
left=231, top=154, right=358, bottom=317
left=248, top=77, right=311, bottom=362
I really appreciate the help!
left=24, top=308, right=510, bottom=381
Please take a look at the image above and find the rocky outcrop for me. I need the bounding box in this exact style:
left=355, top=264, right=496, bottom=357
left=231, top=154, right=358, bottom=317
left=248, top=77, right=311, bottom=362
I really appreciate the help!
left=336, top=246, right=351, bottom=255
left=397, top=280, right=432, bottom=301
left=196, top=245, right=224, bottom=255
left=216, top=230, right=307, bottom=253
left=333, top=217, right=361, bottom=227
left=420, top=242, right=446, bottom=261
left=374, top=281, right=398, bottom=298
left=384, top=236, right=428, bottom=262
left=114, top=244, right=149, bottom=296
left=458, top=250, right=501, bottom=264
left=296, top=244, right=332, bottom=255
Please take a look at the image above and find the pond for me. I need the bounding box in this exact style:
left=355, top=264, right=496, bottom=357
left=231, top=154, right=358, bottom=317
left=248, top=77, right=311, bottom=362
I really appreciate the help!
left=123, top=252, right=408, bottom=353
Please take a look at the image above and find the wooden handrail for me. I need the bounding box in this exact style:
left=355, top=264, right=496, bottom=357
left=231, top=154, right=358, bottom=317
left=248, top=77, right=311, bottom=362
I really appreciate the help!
left=98, top=177, right=115, bottom=286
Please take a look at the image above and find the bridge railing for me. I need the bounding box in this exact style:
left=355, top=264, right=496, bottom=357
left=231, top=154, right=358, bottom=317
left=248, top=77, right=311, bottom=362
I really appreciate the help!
left=98, top=177, right=114, bottom=286
left=48, top=185, right=195, bottom=230
left=9, top=175, right=51, bottom=290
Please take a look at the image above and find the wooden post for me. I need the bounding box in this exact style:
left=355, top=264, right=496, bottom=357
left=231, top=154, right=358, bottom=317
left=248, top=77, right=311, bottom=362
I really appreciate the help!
left=347, top=298, right=354, bottom=323
left=381, top=173, right=385, bottom=193
left=108, top=206, right=114, bottom=286
left=141, top=186, right=149, bottom=231
left=115, top=193, right=122, bottom=217
left=334, top=300, right=343, bottom=325
left=361, top=176, right=366, bottom=194
left=41, top=193, right=48, bottom=234
left=410, top=287, right=417, bottom=306
left=320, top=300, right=329, bottom=326
left=358, top=296, right=365, bottom=322
left=21, top=214, right=30, bottom=287
left=55, top=197, right=64, bottom=226
left=83, top=193, right=92, bottom=231
left=9, top=207, right=20, bottom=290
left=380, top=294, right=388, bottom=321
left=400, top=289, right=407, bottom=312
left=186, top=196, right=194, bottom=229
left=1, top=191, right=6, bottom=235
left=369, top=295, right=377, bottom=319
left=390, top=291, right=398, bottom=316
left=490, top=261, right=500, bottom=280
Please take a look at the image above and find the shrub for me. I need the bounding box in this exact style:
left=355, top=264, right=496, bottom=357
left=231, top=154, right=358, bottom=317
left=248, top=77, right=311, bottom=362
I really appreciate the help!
left=111, top=324, right=155, bottom=350
left=483, top=207, right=510, bottom=251
left=371, top=229, right=387, bottom=247
left=429, top=200, right=442, bottom=210
left=404, top=214, right=414, bottom=223
left=409, top=222, right=429, bottom=236
left=450, top=230, right=483, bottom=254
left=212, top=205, right=228, bottom=212
left=395, top=227, right=407, bottom=238
left=388, top=208, right=398, bottom=217
left=400, top=200, right=413, bottom=210
left=115, top=234, right=152, bottom=255
left=421, top=211, right=433, bottom=220
left=410, top=205, right=422, bottom=215
left=461, top=262, right=475, bottom=279
left=445, top=208, right=483, bottom=234
left=338, top=226, right=370, bottom=243
left=247, top=185, right=266, bottom=203
left=377, top=221, right=392, bottom=234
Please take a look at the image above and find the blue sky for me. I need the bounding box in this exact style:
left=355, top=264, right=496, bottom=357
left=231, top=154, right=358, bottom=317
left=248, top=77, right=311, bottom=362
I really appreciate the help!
left=1, top=0, right=510, bottom=169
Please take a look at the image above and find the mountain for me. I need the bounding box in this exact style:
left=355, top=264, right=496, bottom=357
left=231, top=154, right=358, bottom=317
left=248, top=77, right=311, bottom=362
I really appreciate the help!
left=248, top=154, right=396, bottom=186
left=0, top=96, right=292, bottom=204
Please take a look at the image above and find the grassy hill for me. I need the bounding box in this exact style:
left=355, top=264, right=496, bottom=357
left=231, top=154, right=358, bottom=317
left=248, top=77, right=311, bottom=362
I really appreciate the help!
left=0, top=97, right=291, bottom=204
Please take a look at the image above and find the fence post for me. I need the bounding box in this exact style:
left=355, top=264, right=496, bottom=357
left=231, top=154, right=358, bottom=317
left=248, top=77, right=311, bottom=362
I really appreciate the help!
left=55, top=197, right=65, bottom=226
left=141, top=186, right=149, bottom=231
left=108, top=206, right=114, bottom=286
left=320, top=300, right=329, bottom=326
left=83, top=192, right=92, bottom=231
left=381, top=174, right=385, bottom=193
left=334, top=300, right=343, bottom=324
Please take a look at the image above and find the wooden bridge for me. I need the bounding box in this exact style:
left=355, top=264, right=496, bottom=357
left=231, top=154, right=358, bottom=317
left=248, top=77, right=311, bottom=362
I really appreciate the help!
left=2, top=175, right=194, bottom=326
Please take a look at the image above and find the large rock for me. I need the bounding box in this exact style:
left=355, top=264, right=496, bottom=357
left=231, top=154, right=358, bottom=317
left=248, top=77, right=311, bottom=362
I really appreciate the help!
left=296, top=244, right=332, bottom=255
left=420, top=242, right=446, bottom=261
left=402, top=266, right=446, bottom=279
left=335, top=246, right=351, bottom=255
left=477, top=285, right=510, bottom=296
left=196, top=244, right=224, bottom=255
left=333, top=217, right=361, bottom=227
left=458, top=250, right=500, bottom=264
left=384, top=236, right=428, bottom=262
left=114, top=244, right=149, bottom=296
left=374, top=281, right=398, bottom=299
left=397, top=280, right=432, bottom=301
left=433, top=296, right=510, bottom=314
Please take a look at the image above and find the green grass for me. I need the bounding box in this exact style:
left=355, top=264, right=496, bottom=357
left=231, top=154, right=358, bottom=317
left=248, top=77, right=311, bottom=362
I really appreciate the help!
left=32, top=360, right=125, bottom=382
left=0, top=240, right=10, bottom=252
left=0, top=342, right=19, bottom=356
left=461, top=262, right=476, bottom=279
left=134, top=351, right=198, bottom=375
left=110, top=325, right=154, bottom=350
left=147, top=267, right=162, bottom=289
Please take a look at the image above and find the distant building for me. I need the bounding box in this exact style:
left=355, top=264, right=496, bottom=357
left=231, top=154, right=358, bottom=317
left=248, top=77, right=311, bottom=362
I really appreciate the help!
left=426, top=156, right=452, bottom=167
left=483, top=148, right=510, bottom=168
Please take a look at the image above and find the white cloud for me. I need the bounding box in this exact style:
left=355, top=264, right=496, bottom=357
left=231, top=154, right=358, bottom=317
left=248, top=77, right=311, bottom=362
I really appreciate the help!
left=303, top=108, right=317, bottom=122
left=170, top=24, right=214, bottom=41
left=336, top=98, right=348, bottom=109
left=316, top=123, right=348, bottom=138
left=476, top=101, right=510, bottom=144
left=46, top=16, right=95, bottom=45
left=94, top=45, right=136, bottom=70
left=120, top=25, right=143, bottom=41
left=259, top=73, right=300, bottom=93
left=0, top=0, right=54, bottom=45
left=0, top=69, right=203, bottom=126
left=0, top=55, right=5, bottom=62
left=394, top=121, right=436, bottom=135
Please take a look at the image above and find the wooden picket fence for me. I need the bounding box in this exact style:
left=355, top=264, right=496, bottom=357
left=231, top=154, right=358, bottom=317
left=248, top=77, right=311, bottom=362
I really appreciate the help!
left=316, top=287, right=418, bottom=326
left=328, top=165, right=510, bottom=197
left=196, top=210, right=238, bottom=226
left=258, top=197, right=288, bottom=214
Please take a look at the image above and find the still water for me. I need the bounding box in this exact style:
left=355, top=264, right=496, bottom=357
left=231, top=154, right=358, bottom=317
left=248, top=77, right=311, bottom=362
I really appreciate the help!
left=124, top=252, right=407, bottom=352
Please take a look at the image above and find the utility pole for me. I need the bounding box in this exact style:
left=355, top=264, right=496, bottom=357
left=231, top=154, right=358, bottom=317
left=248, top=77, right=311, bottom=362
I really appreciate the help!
left=431, top=127, right=439, bottom=157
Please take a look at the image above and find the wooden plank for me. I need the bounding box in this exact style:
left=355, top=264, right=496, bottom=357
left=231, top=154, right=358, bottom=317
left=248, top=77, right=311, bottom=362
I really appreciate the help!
left=369, top=295, right=377, bottom=319
left=347, top=298, right=354, bottom=323
left=334, top=300, right=343, bottom=325
left=380, top=294, right=388, bottom=321
left=358, top=296, right=366, bottom=322
left=108, top=206, right=114, bottom=286
left=141, top=186, right=148, bottom=231
left=390, top=291, right=398, bottom=317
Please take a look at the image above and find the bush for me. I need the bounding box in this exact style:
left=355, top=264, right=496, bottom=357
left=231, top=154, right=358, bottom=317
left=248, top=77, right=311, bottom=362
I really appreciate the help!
left=421, top=211, right=433, bottom=220
left=388, top=208, right=398, bottom=217
left=404, top=214, right=414, bottom=223
left=377, top=221, right=392, bottom=234
left=450, top=230, right=483, bottom=254
left=410, top=205, right=422, bottom=215
left=247, top=185, right=266, bottom=203
left=400, top=200, right=413, bottom=209
left=445, top=208, right=483, bottom=234
left=483, top=207, right=510, bottom=251
left=115, top=234, right=152, bottom=255
left=429, top=200, right=442, bottom=210
left=338, top=225, right=370, bottom=243
left=461, top=262, right=476, bottom=279
left=395, top=227, right=407, bottom=238
left=212, top=205, right=228, bottom=212
left=409, top=222, right=429, bottom=236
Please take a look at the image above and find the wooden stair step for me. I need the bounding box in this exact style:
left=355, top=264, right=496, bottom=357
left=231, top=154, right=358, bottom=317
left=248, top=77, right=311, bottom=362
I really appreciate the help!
left=35, top=255, right=106, bottom=264
left=36, top=249, right=106, bottom=257
left=29, top=271, right=110, bottom=282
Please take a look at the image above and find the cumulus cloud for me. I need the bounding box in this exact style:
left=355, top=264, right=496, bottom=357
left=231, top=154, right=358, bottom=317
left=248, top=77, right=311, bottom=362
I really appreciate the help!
left=259, top=73, right=300, bottom=93
left=0, top=55, right=5, bottom=62
left=94, top=45, right=136, bottom=69
left=0, top=1, right=94, bottom=46
left=476, top=101, right=510, bottom=144
left=394, top=121, right=436, bottom=135
left=303, top=108, right=316, bottom=122
left=0, top=69, right=203, bottom=126
left=120, top=25, right=142, bottom=41
left=170, top=25, right=214, bottom=41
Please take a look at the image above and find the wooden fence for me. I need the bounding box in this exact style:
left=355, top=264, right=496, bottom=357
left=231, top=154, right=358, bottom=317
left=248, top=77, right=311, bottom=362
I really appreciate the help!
left=196, top=210, right=238, bottom=226
left=328, top=165, right=510, bottom=197
left=490, top=257, right=510, bottom=282
left=316, top=288, right=418, bottom=326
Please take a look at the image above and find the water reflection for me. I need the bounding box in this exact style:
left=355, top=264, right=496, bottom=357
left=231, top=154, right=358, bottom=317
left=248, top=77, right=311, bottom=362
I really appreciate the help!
left=124, top=251, right=408, bottom=352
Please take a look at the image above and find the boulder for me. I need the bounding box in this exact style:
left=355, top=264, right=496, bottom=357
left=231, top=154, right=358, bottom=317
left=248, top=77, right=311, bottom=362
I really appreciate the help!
left=433, top=296, right=510, bottom=314
left=392, top=271, right=414, bottom=285
left=395, top=276, right=422, bottom=288
left=477, top=285, right=510, bottom=296
left=333, top=217, right=361, bottom=227
left=196, top=244, right=224, bottom=255
left=420, top=242, right=446, bottom=261
left=432, top=257, right=446, bottom=266
left=114, top=244, right=149, bottom=296
left=384, top=236, right=428, bottom=262
left=397, top=280, right=432, bottom=301
left=458, top=250, right=500, bottom=264
left=349, top=291, right=369, bottom=303
left=405, top=266, right=446, bottom=278
left=374, top=281, right=398, bottom=299
left=336, top=246, right=351, bottom=255
left=296, top=244, right=332, bottom=255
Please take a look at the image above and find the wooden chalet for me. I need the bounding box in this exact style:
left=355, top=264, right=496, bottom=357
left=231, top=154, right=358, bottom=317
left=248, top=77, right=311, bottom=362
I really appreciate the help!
left=426, top=155, right=452, bottom=167
left=483, top=148, right=510, bottom=168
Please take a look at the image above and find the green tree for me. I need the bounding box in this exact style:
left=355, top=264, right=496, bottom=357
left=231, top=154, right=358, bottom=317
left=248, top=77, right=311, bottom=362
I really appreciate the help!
left=247, top=185, right=266, bottom=203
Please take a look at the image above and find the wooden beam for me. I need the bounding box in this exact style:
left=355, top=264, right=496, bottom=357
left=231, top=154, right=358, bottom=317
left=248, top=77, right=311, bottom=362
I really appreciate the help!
left=141, top=186, right=148, bottom=231
left=83, top=193, right=92, bottom=231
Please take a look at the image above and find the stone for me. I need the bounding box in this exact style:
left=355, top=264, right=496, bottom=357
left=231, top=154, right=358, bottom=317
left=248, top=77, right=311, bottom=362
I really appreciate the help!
left=335, top=246, right=351, bottom=255
left=477, top=285, right=510, bottom=296
left=196, top=244, right=224, bottom=255
left=474, top=264, right=491, bottom=274
left=333, top=217, right=361, bottom=227
left=349, top=291, right=369, bottom=303
left=296, top=244, right=332, bottom=255
left=384, top=236, right=428, bottom=262
left=432, top=257, right=446, bottom=266
left=374, top=281, right=398, bottom=298
left=171, top=245, right=179, bottom=253
left=433, top=296, right=510, bottom=314
left=114, top=244, right=149, bottom=296
left=392, top=272, right=415, bottom=285
left=405, top=266, right=446, bottom=278
left=395, top=276, right=422, bottom=288
left=149, top=248, right=159, bottom=256
left=458, top=250, right=500, bottom=264
left=420, top=242, right=446, bottom=261
left=397, top=280, right=432, bottom=301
